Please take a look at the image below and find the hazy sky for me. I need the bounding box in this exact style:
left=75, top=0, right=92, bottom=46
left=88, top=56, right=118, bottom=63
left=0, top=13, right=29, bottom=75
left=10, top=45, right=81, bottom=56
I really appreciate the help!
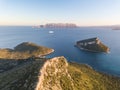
left=0, top=0, right=120, bottom=26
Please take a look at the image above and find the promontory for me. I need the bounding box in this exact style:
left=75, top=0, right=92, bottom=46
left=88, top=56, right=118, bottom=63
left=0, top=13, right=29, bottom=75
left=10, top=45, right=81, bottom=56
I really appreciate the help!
left=0, top=42, right=54, bottom=59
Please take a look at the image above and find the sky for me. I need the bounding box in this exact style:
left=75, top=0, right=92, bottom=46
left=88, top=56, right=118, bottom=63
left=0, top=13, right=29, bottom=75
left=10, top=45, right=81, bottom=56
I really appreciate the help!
left=0, top=0, right=120, bottom=26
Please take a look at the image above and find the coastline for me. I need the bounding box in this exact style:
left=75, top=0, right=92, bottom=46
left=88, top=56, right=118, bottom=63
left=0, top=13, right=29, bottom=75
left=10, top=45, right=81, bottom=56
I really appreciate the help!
left=75, top=44, right=110, bottom=54
left=41, top=49, right=54, bottom=55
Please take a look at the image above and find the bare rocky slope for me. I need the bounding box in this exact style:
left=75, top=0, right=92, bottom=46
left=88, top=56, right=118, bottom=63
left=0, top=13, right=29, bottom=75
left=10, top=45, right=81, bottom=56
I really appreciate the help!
left=0, top=56, right=120, bottom=90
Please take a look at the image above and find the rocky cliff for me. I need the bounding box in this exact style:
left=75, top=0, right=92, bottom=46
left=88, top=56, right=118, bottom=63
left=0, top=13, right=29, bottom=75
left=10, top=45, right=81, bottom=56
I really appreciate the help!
left=0, top=56, right=120, bottom=90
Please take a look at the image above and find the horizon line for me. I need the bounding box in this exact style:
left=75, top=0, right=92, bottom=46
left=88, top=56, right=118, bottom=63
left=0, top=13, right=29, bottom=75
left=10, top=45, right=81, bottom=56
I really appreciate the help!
left=0, top=24, right=120, bottom=27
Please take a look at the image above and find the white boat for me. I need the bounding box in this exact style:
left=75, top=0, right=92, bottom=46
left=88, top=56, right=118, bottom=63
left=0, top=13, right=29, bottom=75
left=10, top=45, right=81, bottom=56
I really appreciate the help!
left=49, top=31, right=54, bottom=34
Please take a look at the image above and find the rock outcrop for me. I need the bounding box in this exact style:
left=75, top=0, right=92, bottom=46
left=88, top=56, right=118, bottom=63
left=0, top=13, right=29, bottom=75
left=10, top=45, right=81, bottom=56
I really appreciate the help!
left=76, top=37, right=110, bottom=53
left=0, top=42, right=54, bottom=59
left=36, top=56, right=71, bottom=90
left=0, top=56, right=120, bottom=90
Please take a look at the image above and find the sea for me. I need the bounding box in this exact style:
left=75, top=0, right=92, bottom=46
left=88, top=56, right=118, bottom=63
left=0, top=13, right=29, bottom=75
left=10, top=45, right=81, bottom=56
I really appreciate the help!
left=0, top=26, right=120, bottom=76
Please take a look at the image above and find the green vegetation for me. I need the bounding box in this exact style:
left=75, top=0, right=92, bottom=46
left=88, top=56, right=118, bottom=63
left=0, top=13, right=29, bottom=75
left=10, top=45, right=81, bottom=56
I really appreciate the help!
left=81, top=42, right=109, bottom=53
left=67, top=62, right=120, bottom=90
left=0, top=58, right=46, bottom=90
left=36, top=57, right=120, bottom=90
left=0, top=42, right=54, bottom=59
left=0, top=56, right=120, bottom=90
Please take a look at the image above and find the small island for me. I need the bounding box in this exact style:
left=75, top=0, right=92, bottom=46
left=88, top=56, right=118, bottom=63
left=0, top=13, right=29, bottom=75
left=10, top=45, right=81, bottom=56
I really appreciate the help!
left=75, top=37, right=110, bottom=53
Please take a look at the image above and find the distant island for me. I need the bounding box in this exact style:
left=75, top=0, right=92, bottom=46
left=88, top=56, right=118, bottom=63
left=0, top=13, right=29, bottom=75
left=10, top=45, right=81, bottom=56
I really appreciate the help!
left=75, top=37, right=110, bottom=53
left=32, top=23, right=78, bottom=28
left=95, top=25, right=120, bottom=30
left=112, top=27, right=120, bottom=30
left=110, top=25, right=120, bottom=30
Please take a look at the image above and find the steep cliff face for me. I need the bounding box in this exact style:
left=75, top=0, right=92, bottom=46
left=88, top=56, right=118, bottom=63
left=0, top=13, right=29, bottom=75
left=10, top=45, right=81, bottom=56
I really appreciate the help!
left=0, top=57, right=120, bottom=90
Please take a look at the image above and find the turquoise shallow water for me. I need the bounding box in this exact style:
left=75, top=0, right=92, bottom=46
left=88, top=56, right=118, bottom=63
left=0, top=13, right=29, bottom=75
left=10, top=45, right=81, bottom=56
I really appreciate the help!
left=0, top=26, right=120, bottom=76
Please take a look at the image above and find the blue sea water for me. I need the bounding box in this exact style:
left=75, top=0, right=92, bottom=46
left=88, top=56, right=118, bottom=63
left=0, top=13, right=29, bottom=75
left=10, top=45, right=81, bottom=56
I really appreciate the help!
left=0, top=26, right=120, bottom=76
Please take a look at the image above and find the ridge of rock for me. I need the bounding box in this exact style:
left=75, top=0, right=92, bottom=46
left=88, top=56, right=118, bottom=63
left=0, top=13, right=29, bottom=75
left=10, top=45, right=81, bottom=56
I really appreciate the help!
left=36, top=56, right=69, bottom=90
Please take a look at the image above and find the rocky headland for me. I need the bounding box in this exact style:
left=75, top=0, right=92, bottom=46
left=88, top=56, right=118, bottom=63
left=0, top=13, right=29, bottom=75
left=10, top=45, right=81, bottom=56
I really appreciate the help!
left=0, top=42, right=54, bottom=59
